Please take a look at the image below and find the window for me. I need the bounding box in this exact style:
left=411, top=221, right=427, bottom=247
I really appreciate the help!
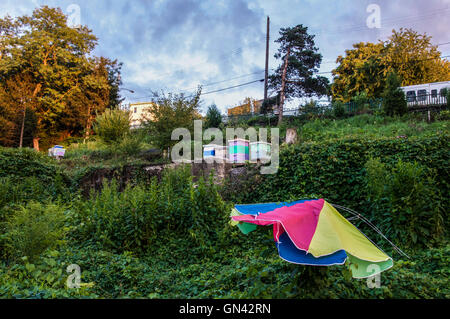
left=406, top=91, right=416, bottom=102
left=431, top=90, right=438, bottom=98
left=134, top=107, right=137, bottom=113
left=417, top=90, right=427, bottom=102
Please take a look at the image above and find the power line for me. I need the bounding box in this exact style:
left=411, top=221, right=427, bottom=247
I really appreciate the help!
left=178, top=70, right=266, bottom=93
left=129, top=78, right=265, bottom=102
left=199, top=79, right=264, bottom=96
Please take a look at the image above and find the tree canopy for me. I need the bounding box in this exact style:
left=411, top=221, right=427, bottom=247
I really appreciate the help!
left=268, top=25, right=329, bottom=123
left=332, top=28, right=450, bottom=102
left=142, top=89, right=202, bottom=151
left=0, top=6, right=122, bottom=149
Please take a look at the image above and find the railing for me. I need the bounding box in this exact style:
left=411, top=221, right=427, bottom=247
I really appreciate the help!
left=345, top=99, right=382, bottom=114
left=405, top=93, right=448, bottom=108
left=223, top=94, right=448, bottom=123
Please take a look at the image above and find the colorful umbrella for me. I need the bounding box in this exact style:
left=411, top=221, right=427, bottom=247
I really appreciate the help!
left=230, top=199, right=393, bottom=278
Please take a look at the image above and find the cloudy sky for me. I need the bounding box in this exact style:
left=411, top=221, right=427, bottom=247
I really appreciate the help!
left=1, top=0, right=449, bottom=114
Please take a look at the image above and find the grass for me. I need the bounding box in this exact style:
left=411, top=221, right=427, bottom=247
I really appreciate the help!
left=297, top=114, right=449, bottom=142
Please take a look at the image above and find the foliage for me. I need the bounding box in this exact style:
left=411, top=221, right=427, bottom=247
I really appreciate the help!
left=70, top=166, right=231, bottom=255
left=221, top=134, right=449, bottom=241
left=269, top=24, right=329, bottom=101
left=382, top=72, right=408, bottom=116
left=142, top=89, right=202, bottom=151
left=333, top=101, right=346, bottom=118
left=205, top=104, right=222, bottom=128
left=93, top=108, right=131, bottom=145
left=0, top=249, right=97, bottom=298
left=2, top=202, right=68, bottom=261
left=0, top=147, right=68, bottom=185
left=260, top=94, right=280, bottom=114
left=332, top=28, right=450, bottom=102
left=106, top=60, right=125, bottom=110
left=0, top=113, right=448, bottom=299
left=365, top=158, right=444, bottom=248
left=0, top=6, right=118, bottom=149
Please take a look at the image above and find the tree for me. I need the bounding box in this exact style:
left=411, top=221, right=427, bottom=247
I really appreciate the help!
left=142, top=88, right=202, bottom=152
left=332, top=28, right=450, bottom=102
left=0, top=72, right=38, bottom=147
left=93, top=108, right=131, bottom=145
left=205, top=104, right=222, bottom=129
left=0, top=6, right=115, bottom=150
left=332, top=42, right=387, bottom=102
left=382, top=72, right=407, bottom=116
left=269, top=25, right=330, bottom=123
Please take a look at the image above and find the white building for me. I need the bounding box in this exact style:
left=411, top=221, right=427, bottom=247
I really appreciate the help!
left=128, top=102, right=155, bottom=128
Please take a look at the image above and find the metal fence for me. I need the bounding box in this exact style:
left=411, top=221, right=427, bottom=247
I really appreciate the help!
left=405, top=92, right=448, bottom=108
left=223, top=94, right=448, bottom=123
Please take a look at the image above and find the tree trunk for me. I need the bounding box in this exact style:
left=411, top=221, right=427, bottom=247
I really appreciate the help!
left=33, top=137, right=40, bottom=151
left=84, top=105, right=93, bottom=143
left=278, top=47, right=290, bottom=125
left=19, top=105, right=26, bottom=148
left=32, top=84, right=42, bottom=151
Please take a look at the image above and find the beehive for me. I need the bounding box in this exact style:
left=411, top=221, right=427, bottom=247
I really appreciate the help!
left=228, top=139, right=249, bottom=163
left=250, top=142, right=271, bottom=162
left=203, top=144, right=227, bottom=162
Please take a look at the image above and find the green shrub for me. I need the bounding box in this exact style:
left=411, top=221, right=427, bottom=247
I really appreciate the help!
left=71, top=166, right=231, bottom=254
left=333, top=101, right=346, bottom=118
left=0, top=147, right=66, bottom=184
left=2, top=202, right=68, bottom=261
left=93, top=109, right=131, bottom=145
left=382, top=72, right=407, bottom=116
left=113, top=134, right=144, bottom=156
left=365, top=158, right=445, bottom=248
left=0, top=175, right=73, bottom=211
left=221, top=134, right=449, bottom=253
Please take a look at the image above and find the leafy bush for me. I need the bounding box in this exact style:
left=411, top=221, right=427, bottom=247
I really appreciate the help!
left=222, top=134, right=449, bottom=208
left=113, top=134, right=144, bottom=156
left=2, top=202, right=68, bottom=261
left=93, top=109, right=131, bottom=145
left=382, top=72, right=407, bottom=116
left=0, top=147, right=65, bottom=183
left=0, top=176, right=71, bottom=213
left=333, top=101, right=346, bottom=118
left=71, top=166, right=231, bottom=254
left=365, top=158, right=445, bottom=248
left=0, top=249, right=97, bottom=298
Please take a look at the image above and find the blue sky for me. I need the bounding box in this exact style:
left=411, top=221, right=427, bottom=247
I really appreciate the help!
left=1, top=0, right=449, bottom=114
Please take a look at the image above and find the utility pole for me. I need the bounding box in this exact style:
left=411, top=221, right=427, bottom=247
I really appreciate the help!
left=279, top=46, right=290, bottom=124
left=264, top=16, right=270, bottom=102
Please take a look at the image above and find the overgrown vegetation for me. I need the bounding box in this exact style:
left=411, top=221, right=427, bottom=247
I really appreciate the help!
left=0, top=113, right=448, bottom=299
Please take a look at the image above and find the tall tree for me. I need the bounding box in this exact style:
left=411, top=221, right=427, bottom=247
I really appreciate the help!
left=332, top=42, right=387, bottom=102
left=332, top=28, right=450, bottom=102
left=0, top=72, right=37, bottom=147
left=142, top=89, right=202, bottom=152
left=269, top=25, right=330, bottom=123
left=0, top=6, right=115, bottom=150
left=205, top=104, right=222, bottom=129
